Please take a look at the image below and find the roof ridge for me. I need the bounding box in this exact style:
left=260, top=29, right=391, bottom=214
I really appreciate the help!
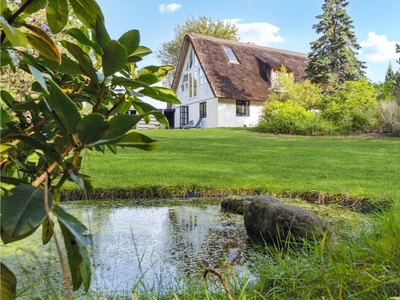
left=186, top=32, right=308, bottom=57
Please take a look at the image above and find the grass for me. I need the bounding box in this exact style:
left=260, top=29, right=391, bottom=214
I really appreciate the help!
left=68, top=128, right=400, bottom=207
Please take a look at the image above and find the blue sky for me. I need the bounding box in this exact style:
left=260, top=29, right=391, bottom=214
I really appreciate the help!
left=96, top=0, right=399, bottom=84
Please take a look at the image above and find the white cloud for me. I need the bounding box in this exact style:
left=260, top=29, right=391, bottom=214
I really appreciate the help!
left=223, top=19, right=284, bottom=46
left=159, top=3, right=182, bottom=14
left=360, top=32, right=399, bottom=62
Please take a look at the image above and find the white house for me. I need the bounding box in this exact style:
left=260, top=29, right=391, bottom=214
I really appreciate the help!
left=170, top=33, right=309, bottom=128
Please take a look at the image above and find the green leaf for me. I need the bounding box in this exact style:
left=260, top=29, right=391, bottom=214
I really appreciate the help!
left=0, top=176, right=29, bottom=186
left=28, top=65, right=48, bottom=93
left=89, top=132, right=159, bottom=151
left=52, top=206, right=92, bottom=292
left=22, top=0, right=47, bottom=14
left=132, top=45, right=152, bottom=57
left=67, top=28, right=103, bottom=55
left=46, top=0, right=68, bottom=34
left=36, top=54, right=82, bottom=75
left=138, top=65, right=174, bottom=85
left=76, top=113, right=109, bottom=146
left=0, top=143, right=16, bottom=154
left=0, top=17, right=28, bottom=46
left=102, top=40, right=127, bottom=78
left=131, top=101, right=169, bottom=127
left=139, top=86, right=181, bottom=104
left=64, top=41, right=98, bottom=83
left=1, top=185, right=53, bottom=244
left=111, top=76, right=156, bottom=94
left=48, top=80, right=82, bottom=135
left=42, top=217, right=54, bottom=244
left=0, top=263, right=16, bottom=300
left=24, top=24, right=61, bottom=63
left=0, top=106, right=11, bottom=127
left=101, top=114, right=145, bottom=140
left=118, top=30, right=140, bottom=56
left=94, top=18, right=110, bottom=52
left=0, top=90, right=16, bottom=108
left=69, top=0, right=104, bottom=31
left=0, top=50, right=13, bottom=68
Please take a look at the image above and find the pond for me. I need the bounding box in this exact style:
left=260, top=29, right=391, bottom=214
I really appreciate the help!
left=2, top=198, right=255, bottom=298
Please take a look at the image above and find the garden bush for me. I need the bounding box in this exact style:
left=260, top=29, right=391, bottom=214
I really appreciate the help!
left=256, top=100, right=337, bottom=135
left=322, top=80, right=378, bottom=132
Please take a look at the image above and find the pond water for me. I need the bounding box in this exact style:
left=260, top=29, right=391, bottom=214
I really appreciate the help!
left=2, top=198, right=255, bottom=297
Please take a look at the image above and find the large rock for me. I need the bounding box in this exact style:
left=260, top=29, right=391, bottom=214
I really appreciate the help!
left=243, top=196, right=326, bottom=245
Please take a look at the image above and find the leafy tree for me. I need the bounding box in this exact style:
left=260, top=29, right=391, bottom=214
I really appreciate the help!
left=305, top=0, right=366, bottom=88
left=0, top=0, right=180, bottom=298
left=155, top=15, right=239, bottom=87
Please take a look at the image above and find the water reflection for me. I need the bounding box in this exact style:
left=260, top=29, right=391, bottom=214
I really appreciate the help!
left=3, top=199, right=252, bottom=296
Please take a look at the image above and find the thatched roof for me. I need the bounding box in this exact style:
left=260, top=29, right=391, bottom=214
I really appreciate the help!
left=172, top=33, right=309, bottom=101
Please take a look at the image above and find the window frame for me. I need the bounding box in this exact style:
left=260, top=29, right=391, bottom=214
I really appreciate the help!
left=180, top=106, right=189, bottom=127
left=199, top=102, right=207, bottom=118
left=236, top=100, right=250, bottom=117
left=224, top=48, right=239, bottom=64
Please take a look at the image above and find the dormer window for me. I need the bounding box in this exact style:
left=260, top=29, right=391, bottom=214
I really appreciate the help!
left=224, top=48, right=239, bottom=64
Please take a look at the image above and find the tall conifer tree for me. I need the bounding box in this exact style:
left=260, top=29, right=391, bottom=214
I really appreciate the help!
left=305, top=0, right=366, bottom=87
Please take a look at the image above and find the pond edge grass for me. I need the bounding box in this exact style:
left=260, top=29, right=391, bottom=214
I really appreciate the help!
left=60, top=185, right=393, bottom=213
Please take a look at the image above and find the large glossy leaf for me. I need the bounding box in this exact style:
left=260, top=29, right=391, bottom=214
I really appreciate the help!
left=139, top=86, right=181, bottom=104
left=36, top=54, right=82, bottom=75
left=102, top=40, right=127, bottom=78
left=24, top=24, right=61, bottom=63
left=94, top=18, right=110, bottom=52
left=67, top=28, right=102, bottom=55
left=0, top=263, right=16, bottom=300
left=118, top=30, right=140, bottom=56
left=111, top=76, right=156, bottom=94
left=52, top=206, right=92, bottom=292
left=101, top=114, right=145, bottom=140
left=137, top=65, right=174, bottom=85
left=64, top=41, right=98, bottom=83
left=46, top=0, right=68, bottom=34
left=69, top=0, right=104, bottom=31
left=22, top=0, right=47, bottom=14
left=1, top=185, right=53, bottom=244
left=89, top=131, right=159, bottom=151
left=132, top=45, right=152, bottom=57
left=76, top=113, right=109, bottom=146
left=0, top=17, right=28, bottom=46
left=48, top=80, right=82, bottom=135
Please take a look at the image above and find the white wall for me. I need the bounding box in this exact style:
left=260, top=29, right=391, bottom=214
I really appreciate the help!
left=217, top=99, right=264, bottom=127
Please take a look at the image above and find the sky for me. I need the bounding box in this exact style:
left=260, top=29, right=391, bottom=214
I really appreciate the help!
left=95, top=0, right=399, bottom=103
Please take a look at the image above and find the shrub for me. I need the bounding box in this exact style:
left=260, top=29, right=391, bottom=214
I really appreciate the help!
left=256, top=100, right=336, bottom=135
left=322, top=80, right=378, bottom=132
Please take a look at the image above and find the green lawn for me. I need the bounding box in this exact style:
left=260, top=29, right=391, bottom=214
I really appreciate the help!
left=75, top=128, right=400, bottom=204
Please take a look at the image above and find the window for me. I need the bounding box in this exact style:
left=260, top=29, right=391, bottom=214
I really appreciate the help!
left=189, top=74, right=193, bottom=98
left=236, top=100, right=250, bottom=116
left=199, top=102, right=207, bottom=118
left=180, top=74, right=188, bottom=92
left=180, top=106, right=189, bottom=127
left=224, top=48, right=239, bottom=64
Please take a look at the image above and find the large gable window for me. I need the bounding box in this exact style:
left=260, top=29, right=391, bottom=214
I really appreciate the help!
left=224, top=48, right=239, bottom=64
left=236, top=100, right=250, bottom=116
left=181, top=48, right=205, bottom=99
